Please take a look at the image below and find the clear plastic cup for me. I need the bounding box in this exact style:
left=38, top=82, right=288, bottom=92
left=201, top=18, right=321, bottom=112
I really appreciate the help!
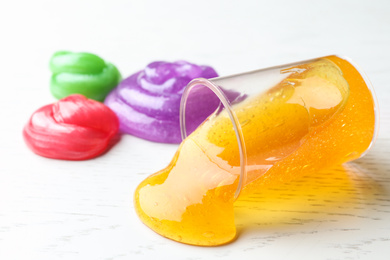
left=180, top=55, right=378, bottom=200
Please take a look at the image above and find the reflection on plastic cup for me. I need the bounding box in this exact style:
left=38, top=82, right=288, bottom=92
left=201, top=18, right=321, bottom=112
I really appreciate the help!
left=134, top=55, right=378, bottom=246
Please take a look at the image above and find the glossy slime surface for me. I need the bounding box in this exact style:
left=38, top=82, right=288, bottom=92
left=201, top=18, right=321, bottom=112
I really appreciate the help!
left=23, top=94, right=119, bottom=160
left=104, top=61, right=219, bottom=143
left=134, top=56, right=376, bottom=246
left=50, top=51, right=121, bottom=101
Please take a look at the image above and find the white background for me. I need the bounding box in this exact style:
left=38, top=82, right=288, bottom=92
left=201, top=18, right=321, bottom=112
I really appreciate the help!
left=1, top=0, right=390, bottom=259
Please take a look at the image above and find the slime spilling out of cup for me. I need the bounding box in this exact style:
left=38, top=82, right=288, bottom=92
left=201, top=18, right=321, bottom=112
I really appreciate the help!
left=23, top=94, right=119, bottom=160
left=50, top=51, right=121, bottom=101
left=104, top=61, right=220, bottom=143
left=134, top=56, right=378, bottom=246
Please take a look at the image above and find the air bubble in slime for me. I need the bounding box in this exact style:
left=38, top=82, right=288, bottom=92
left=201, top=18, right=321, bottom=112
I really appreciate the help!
left=23, top=94, right=119, bottom=160
left=104, top=61, right=221, bottom=143
left=50, top=51, right=121, bottom=101
left=134, top=56, right=378, bottom=246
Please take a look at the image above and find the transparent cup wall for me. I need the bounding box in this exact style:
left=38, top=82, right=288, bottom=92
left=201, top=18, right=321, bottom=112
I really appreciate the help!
left=180, top=55, right=379, bottom=199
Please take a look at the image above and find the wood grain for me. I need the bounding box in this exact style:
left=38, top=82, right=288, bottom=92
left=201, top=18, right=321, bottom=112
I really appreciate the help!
left=1, top=0, right=389, bottom=259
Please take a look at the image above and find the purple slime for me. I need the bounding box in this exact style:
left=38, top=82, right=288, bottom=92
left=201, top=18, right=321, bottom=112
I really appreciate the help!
left=104, top=61, right=220, bottom=143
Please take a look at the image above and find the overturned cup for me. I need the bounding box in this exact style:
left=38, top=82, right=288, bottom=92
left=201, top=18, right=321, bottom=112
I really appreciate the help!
left=134, top=55, right=378, bottom=246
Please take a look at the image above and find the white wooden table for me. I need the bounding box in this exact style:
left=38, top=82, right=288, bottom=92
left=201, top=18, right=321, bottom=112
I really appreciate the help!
left=1, top=0, right=390, bottom=259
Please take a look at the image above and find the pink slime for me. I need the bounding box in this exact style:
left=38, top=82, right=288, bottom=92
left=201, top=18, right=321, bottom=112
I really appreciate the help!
left=23, top=94, right=119, bottom=160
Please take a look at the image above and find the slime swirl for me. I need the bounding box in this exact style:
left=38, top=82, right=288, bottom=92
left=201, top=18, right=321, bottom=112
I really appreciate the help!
left=104, top=61, right=219, bottom=143
left=23, top=94, right=119, bottom=160
left=50, top=51, right=121, bottom=101
left=134, top=56, right=376, bottom=246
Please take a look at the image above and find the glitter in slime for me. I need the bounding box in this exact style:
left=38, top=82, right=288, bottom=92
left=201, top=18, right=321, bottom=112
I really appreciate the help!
left=134, top=56, right=377, bottom=246
left=50, top=51, right=121, bottom=101
left=104, top=61, right=223, bottom=143
left=23, top=94, right=119, bottom=160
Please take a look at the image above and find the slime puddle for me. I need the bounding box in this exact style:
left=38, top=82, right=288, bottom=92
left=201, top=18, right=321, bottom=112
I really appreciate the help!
left=235, top=163, right=382, bottom=232
left=134, top=56, right=376, bottom=246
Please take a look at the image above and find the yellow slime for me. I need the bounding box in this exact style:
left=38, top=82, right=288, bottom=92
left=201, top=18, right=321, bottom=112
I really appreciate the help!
left=134, top=56, right=376, bottom=246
